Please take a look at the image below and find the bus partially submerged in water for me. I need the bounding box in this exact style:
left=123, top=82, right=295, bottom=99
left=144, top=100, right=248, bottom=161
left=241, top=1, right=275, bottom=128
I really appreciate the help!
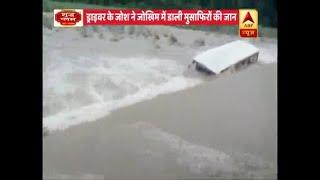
left=191, top=40, right=259, bottom=75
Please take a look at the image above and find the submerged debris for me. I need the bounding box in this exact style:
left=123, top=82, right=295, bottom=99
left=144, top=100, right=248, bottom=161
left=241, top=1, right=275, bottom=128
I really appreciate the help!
left=193, top=39, right=206, bottom=47
left=168, top=34, right=178, bottom=45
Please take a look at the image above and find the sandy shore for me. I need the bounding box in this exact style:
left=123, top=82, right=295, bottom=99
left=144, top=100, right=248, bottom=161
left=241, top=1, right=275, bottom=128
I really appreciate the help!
left=43, top=63, right=277, bottom=179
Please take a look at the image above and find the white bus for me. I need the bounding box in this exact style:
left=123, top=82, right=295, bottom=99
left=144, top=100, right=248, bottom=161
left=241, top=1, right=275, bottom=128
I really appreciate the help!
left=191, top=40, right=259, bottom=75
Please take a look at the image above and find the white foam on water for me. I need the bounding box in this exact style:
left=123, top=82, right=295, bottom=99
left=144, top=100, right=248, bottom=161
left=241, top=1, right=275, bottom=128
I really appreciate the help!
left=131, top=121, right=236, bottom=176
left=131, top=121, right=276, bottom=178
left=258, top=46, right=277, bottom=64
left=230, top=39, right=277, bottom=64
left=44, top=173, right=104, bottom=180
left=43, top=55, right=202, bottom=131
left=254, top=39, right=278, bottom=64
left=43, top=27, right=277, bottom=131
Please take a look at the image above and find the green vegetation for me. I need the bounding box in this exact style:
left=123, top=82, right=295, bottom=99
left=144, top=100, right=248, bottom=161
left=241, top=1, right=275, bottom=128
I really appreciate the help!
left=43, top=0, right=107, bottom=12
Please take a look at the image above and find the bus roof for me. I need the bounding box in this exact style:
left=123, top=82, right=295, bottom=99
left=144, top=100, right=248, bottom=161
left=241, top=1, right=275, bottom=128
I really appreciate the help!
left=193, top=40, right=259, bottom=74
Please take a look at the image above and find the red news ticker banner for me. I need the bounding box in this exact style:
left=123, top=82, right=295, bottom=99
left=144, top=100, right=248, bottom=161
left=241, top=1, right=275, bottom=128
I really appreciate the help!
left=83, top=9, right=239, bottom=25
left=54, top=9, right=258, bottom=38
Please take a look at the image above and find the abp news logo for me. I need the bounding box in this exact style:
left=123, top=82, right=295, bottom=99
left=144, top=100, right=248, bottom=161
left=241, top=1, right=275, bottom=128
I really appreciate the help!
left=239, top=9, right=258, bottom=38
